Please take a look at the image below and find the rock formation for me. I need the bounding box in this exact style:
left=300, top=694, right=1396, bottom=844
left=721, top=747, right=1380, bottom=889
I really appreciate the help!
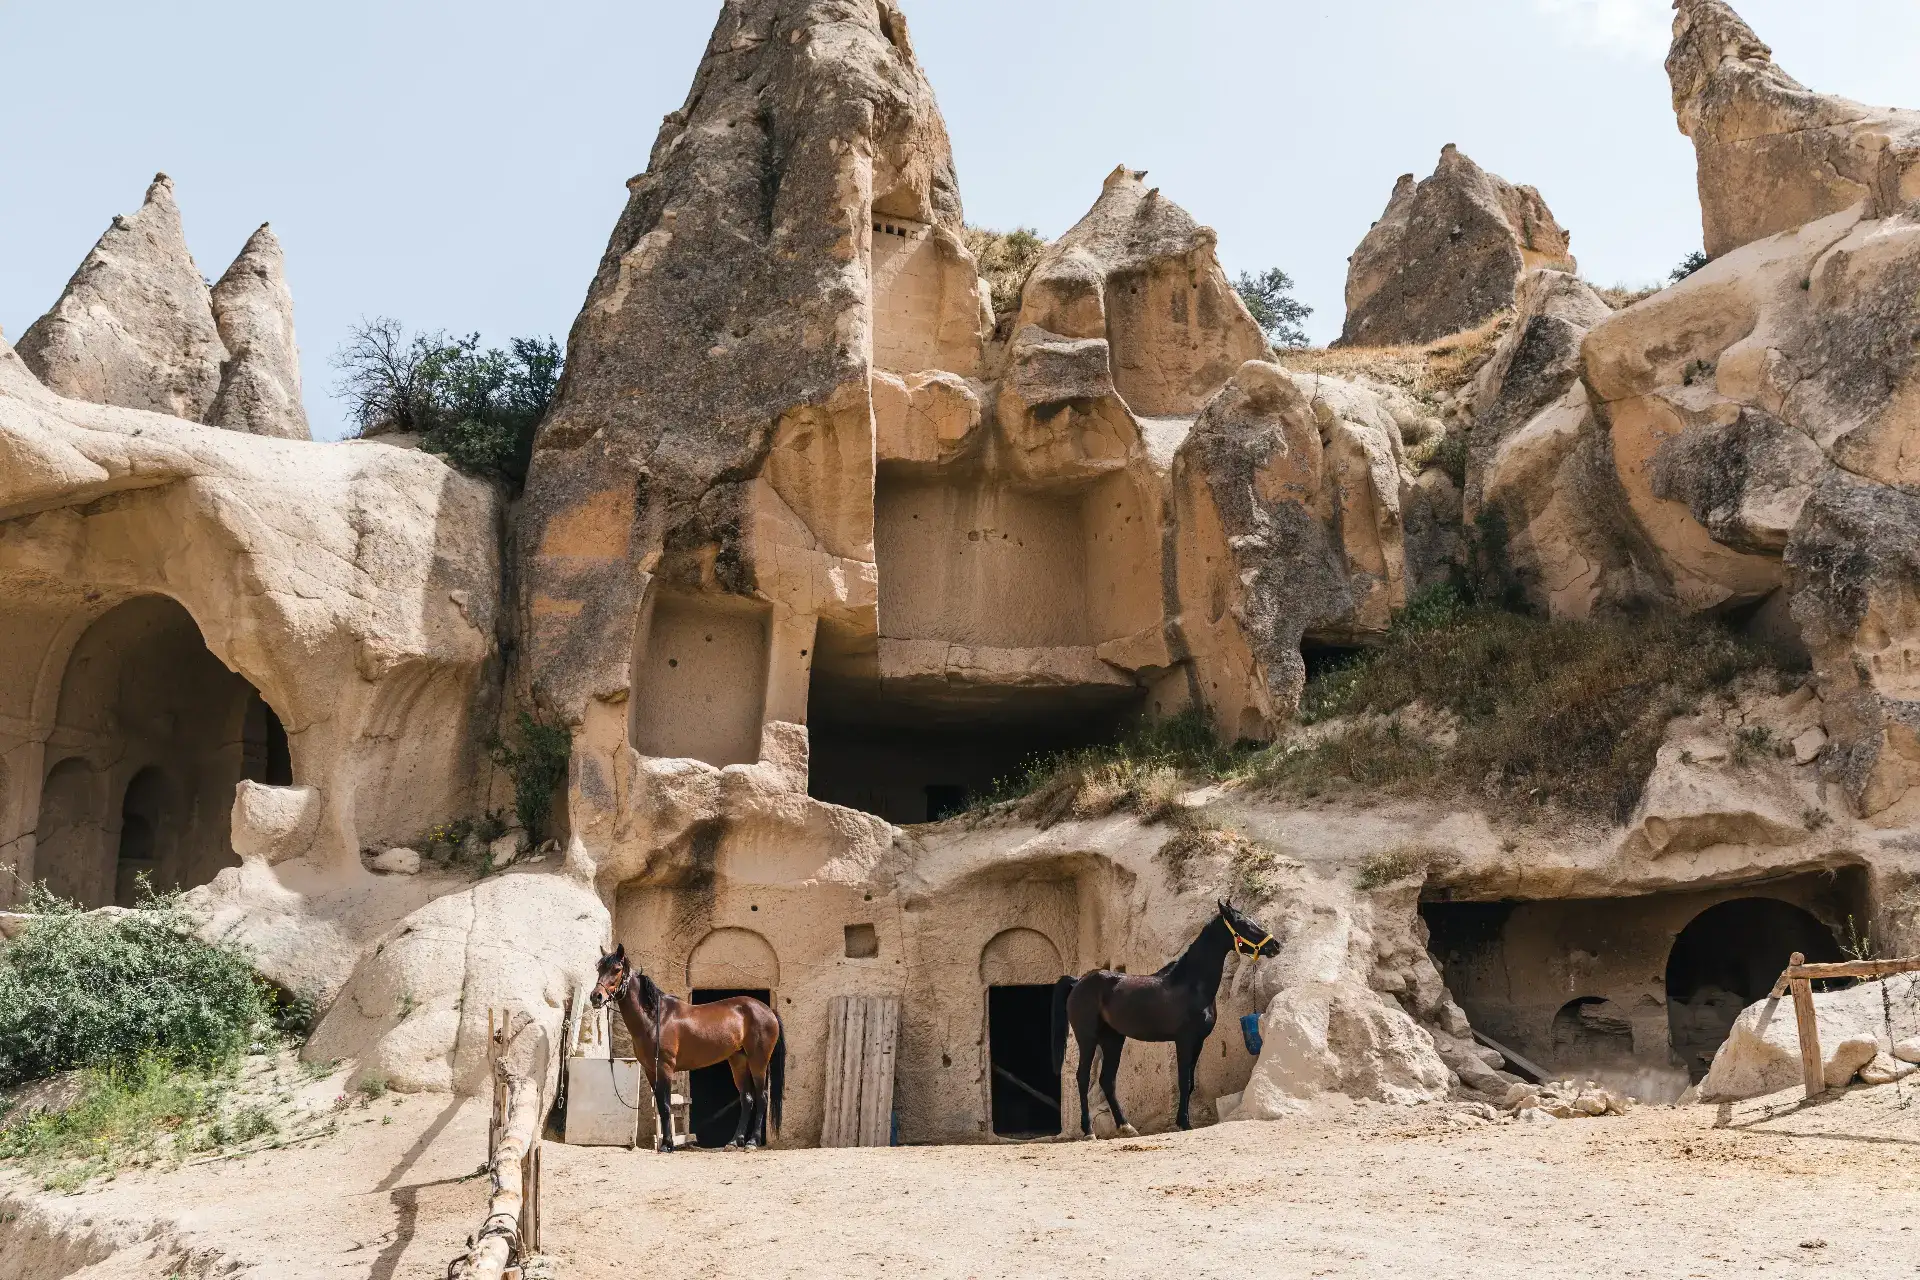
left=207, top=225, right=310, bottom=440
left=18, top=175, right=227, bottom=422
left=7, top=0, right=1920, bottom=1148
left=1338, top=146, right=1575, bottom=348
left=1669, top=0, right=1920, bottom=258
left=18, top=176, right=311, bottom=440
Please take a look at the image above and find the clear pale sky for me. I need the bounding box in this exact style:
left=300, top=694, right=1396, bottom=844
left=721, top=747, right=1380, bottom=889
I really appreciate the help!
left=3, top=0, right=1916, bottom=441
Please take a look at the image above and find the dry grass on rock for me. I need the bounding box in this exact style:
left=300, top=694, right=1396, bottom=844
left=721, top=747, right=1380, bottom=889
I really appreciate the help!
left=1275, top=313, right=1512, bottom=415
left=1256, top=599, right=1777, bottom=821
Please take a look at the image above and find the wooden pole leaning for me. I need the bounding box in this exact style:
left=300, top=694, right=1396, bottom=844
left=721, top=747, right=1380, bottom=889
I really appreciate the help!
left=1785, top=954, right=1825, bottom=1100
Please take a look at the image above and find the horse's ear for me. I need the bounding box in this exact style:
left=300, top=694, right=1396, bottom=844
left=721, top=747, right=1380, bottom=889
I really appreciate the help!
left=614, top=943, right=626, bottom=960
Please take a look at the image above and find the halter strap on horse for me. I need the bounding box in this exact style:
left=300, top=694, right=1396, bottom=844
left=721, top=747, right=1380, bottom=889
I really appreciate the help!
left=1223, top=916, right=1273, bottom=957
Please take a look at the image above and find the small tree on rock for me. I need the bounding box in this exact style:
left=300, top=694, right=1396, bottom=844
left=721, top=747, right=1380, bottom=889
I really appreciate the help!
left=1234, top=269, right=1313, bottom=349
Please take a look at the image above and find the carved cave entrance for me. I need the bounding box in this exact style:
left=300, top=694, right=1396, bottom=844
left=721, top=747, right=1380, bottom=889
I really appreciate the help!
left=987, top=985, right=1061, bottom=1138
left=687, top=987, right=773, bottom=1149
left=34, top=596, right=290, bottom=908
left=1665, top=897, right=1846, bottom=1083
left=1424, top=872, right=1862, bottom=1097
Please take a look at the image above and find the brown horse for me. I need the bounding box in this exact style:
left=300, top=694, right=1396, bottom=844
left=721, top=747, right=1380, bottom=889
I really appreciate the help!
left=590, top=945, right=785, bottom=1152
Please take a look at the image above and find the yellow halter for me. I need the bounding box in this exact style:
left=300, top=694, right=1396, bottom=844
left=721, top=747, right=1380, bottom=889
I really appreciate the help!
left=1223, top=915, right=1273, bottom=957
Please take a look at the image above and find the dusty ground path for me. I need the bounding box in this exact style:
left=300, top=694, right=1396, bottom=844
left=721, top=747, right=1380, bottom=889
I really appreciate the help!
left=0, top=1089, right=491, bottom=1279
left=5, top=1084, right=1920, bottom=1278
left=544, top=1086, right=1920, bottom=1280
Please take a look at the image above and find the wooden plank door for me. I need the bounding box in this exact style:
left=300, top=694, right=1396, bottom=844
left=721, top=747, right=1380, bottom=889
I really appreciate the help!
left=821, top=994, right=899, bottom=1147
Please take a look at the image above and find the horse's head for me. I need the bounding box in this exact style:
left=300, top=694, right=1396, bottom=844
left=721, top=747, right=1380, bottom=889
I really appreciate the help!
left=590, top=944, right=631, bottom=1009
left=1218, top=899, right=1281, bottom=959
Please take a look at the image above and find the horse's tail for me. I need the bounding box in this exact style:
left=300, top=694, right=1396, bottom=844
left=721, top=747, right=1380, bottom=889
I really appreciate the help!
left=1050, top=975, right=1077, bottom=1077
left=769, top=1012, right=787, bottom=1136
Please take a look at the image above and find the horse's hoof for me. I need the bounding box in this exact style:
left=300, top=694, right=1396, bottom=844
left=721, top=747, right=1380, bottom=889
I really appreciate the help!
left=744, top=1142, right=759, bottom=1152
left=1117, top=1124, right=1139, bottom=1139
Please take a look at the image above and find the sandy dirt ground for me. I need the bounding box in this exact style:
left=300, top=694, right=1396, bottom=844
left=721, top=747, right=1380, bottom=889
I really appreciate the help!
left=544, top=1085, right=1920, bottom=1280
left=6, top=1082, right=1920, bottom=1278
left=0, top=1087, right=492, bottom=1280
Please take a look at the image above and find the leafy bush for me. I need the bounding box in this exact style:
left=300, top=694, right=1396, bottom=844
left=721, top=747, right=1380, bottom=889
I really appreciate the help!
left=0, top=888, right=269, bottom=1088
left=961, top=226, right=1048, bottom=315
left=332, top=319, right=563, bottom=485
left=489, top=712, right=572, bottom=840
left=1670, top=250, right=1711, bottom=283
left=1264, top=598, right=1773, bottom=820
left=1234, top=268, right=1313, bottom=349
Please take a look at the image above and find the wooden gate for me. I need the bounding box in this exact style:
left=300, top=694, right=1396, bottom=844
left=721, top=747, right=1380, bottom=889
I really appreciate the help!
left=821, top=995, right=899, bottom=1147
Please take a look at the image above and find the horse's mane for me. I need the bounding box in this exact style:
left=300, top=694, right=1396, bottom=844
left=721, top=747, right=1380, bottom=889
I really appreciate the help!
left=635, top=972, right=665, bottom=1015
left=1157, top=912, right=1228, bottom=977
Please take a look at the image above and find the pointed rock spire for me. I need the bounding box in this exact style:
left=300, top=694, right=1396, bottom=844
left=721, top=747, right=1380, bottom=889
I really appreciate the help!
left=208, top=224, right=311, bottom=440
left=1337, top=145, right=1574, bottom=349
left=1668, top=0, right=1920, bottom=256
left=17, top=174, right=228, bottom=421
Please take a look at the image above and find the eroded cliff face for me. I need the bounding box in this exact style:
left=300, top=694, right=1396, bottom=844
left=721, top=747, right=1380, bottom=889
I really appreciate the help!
left=1668, top=0, right=1920, bottom=258
left=5, top=0, right=1920, bottom=1127
left=1338, top=146, right=1575, bottom=349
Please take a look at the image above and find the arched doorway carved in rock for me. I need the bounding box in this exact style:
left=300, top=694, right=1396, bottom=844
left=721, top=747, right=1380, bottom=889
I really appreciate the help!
left=35, top=595, right=291, bottom=907
left=981, top=927, right=1066, bottom=1138
left=684, top=927, right=781, bottom=1148
left=1666, top=897, right=1845, bottom=1082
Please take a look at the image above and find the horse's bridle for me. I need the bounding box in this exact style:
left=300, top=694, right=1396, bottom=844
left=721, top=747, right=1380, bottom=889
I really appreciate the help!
left=1223, top=914, right=1274, bottom=958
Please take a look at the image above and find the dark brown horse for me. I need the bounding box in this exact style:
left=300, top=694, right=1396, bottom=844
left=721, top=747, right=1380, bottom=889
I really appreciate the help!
left=1051, top=900, right=1280, bottom=1136
left=590, top=945, right=785, bottom=1152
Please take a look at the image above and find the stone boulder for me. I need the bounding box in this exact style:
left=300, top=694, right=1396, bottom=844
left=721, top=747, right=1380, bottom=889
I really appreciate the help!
left=1013, top=165, right=1267, bottom=418
left=1338, top=145, right=1575, bottom=348
left=1669, top=0, right=1920, bottom=258
left=18, top=174, right=228, bottom=422
left=207, top=225, right=311, bottom=440
left=1173, top=361, right=1416, bottom=740
left=1701, top=972, right=1920, bottom=1101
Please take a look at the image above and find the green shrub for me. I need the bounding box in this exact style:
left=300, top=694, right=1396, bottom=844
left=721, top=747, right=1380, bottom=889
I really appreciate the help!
left=0, top=887, right=269, bottom=1088
left=984, top=708, right=1244, bottom=827
left=332, top=320, right=562, bottom=486
left=1233, top=268, right=1313, bottom=349
left=489, top=712, right=572, bottom=840
left=961, top=226, right=1048, bottom=315
left=1266, top=605, right=1771, bottom=820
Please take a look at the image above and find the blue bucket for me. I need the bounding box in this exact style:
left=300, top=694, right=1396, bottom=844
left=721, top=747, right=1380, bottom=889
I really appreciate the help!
left=1239, top=1012, right=1264, bottom=1057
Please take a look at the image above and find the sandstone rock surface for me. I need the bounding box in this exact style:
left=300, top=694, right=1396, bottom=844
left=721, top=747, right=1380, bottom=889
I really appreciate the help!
left=1339, top=146, right=1575, bottom=348
left=18, top=175, right=227, bottom=422
left=1701, top=973, right=1920, bottom=1100
left=207, top=225, right=311, bottom=440
left=1669, top=0, right=1920, bottom=258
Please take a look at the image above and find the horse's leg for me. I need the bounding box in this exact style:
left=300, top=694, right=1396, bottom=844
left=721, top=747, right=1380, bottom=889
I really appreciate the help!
left=1174, top=1036, right=1201, bottom=1131
left=1069, top=1001, right=1099, bottom=1140
left=726, top=1055, right=753, bottom=1150
left=652, top=1065, right=677, bottom=1153
left=1096, top=1027, right=1134, bottom=1138
left=744, top=1056, right=770, bottom=1151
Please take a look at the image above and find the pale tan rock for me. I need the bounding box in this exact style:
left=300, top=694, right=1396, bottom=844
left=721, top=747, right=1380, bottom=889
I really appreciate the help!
left=1016, top=165, right=1267, bottom=417
left=1339, top=146, right=1575, bottom=348
left=1895, top=1038, right=1920, bottom=1065
left=1792, top=727, right=1828, bottom=765
left=372, top=848, right=422, bottom=875
left=17, top=174, right=228, bottom=421
left=1702, top=973, right=1920, bottom=1100
left=1173, top=362, right=1415, bottom=739
left=207, top=225, right=311, bottom=441
left=1858, top=1052, right=1917, bottom=1087
left=1668, top=0, right=1920, bottom=257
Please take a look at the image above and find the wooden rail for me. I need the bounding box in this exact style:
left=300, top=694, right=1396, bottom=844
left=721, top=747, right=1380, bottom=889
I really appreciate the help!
left=447, top=1008, right=553, bottom=1280
left=1766, top=952, right=1920, bottom=1101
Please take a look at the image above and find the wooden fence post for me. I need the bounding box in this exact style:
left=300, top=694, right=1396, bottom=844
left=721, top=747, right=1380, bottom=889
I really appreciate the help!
left=1787, top=952, right=1825, bottom=1100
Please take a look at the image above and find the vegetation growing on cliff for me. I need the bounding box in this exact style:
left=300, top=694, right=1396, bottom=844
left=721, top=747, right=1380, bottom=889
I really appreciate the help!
left=961, top=226, right=1047, bottom=315
left=332, top=318, right=563, bottom=485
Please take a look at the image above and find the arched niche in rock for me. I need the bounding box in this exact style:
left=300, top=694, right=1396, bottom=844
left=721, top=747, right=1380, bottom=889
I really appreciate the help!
left=687, top=927, right=781, bottom=993
left=1666, top=897, right=1844, bottom=1082
left=979, top=927, right=1066, bottom=988
left=34, top=595, right=294, bottom=907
